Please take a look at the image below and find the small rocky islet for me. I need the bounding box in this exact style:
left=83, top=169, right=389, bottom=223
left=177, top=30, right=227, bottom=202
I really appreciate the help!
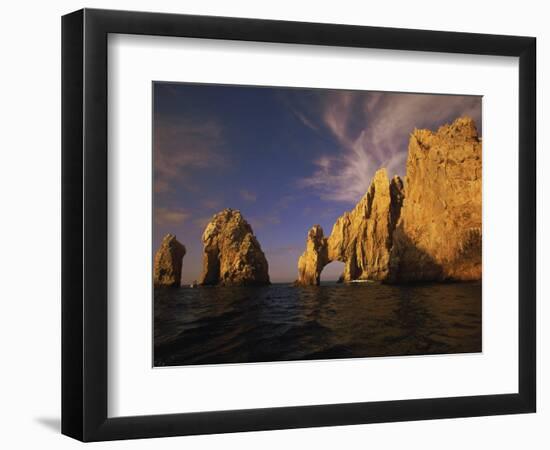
left=153, top=116, right=482, bottom=288
left=199, top=209, right=270, bottom=286
left=153, top=234, right=186, bottom=288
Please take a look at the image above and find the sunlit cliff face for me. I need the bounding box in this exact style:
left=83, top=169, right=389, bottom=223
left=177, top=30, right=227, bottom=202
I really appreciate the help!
left=153, top=82, right=481, bottom=283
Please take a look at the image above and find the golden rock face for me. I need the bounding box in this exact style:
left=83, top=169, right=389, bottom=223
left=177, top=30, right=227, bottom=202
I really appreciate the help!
left=200, top=209, right=270, bottom=286
left=297, top=116, right=482, bottom=285
left=297, top=168, right=404, bottom=285
left=390, top=116, right=482, bottom=282
left=153, top=234, right=187, bottom=288
left=297, top=224, right=329, bottom=286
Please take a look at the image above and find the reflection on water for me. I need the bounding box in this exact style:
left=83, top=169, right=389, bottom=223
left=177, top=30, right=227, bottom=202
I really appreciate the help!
left=154, top=282, right=481, bottom=367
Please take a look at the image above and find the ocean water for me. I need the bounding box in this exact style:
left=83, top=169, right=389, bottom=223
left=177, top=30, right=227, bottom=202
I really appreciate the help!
left=154, top=282, right=481, bottom=367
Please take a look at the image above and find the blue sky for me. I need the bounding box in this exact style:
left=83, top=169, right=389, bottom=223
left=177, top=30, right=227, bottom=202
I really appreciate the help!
left=153, top=83, right=481, bottom=283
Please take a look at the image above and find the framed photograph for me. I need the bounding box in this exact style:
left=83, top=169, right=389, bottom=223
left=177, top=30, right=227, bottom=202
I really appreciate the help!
left=62, top=8, right=536, bottom=441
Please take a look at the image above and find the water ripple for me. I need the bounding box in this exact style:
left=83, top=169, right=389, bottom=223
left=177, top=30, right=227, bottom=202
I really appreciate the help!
left=154, top=282, right=481, bottom=366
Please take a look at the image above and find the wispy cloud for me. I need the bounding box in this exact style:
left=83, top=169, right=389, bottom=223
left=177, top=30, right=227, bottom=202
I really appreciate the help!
left=365, top=93, right=481, bottom=163
left=240, top=189, right=257, bottom=203
left=193, top=215, right=214, bottom=232
left=274, top=193, right=301, bottom=210
left=248, top=213, right=281, bottom=231
left=297, top=91, right=481, bottom=204
left=291, top=108, right=320, bottom=132
left=201, top=198, right=222, bottom=210
left=154, top=207, right=191, bottom=226
left=154, top=116, right=226, bottom=193
left=265, top=245, right=302, bottom=255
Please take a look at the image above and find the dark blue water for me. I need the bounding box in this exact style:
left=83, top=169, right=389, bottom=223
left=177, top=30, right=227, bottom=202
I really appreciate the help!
left=154, top=282, right=481, bottom=366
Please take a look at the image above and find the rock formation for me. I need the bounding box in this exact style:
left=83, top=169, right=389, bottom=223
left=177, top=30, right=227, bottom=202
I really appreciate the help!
left=297, top=225, right=329, bottom=286
left=153, top=234, right=186, bottom=288
left=389, top=116, right=482, bottom=282
left=200, top=209, right=270, bottom=286
left=297, top=169, right=404, bottom=285
left=297, top=116, right=482, bottom=285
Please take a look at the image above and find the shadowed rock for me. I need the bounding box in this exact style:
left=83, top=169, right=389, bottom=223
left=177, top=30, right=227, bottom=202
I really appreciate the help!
left=153, top=234, right=186, bottom=288
left=200, top=209, right=270, bottom=286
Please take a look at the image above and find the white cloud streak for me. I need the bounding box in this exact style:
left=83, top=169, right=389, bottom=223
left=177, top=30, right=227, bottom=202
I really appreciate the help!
left=154, top=207, right=191, bottom=226
left=298, top=91, right=481, bottom=203
left=240, top=189, right=257, bottom=203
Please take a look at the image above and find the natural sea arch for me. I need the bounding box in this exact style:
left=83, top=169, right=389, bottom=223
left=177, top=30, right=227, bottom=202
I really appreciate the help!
left=296, top=170, right=404, bottom=286
left=320, top=260, right=346, bottom=284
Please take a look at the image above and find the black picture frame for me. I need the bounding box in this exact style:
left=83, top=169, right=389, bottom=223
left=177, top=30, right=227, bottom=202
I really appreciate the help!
left=61, top=8, right=536, bottom=442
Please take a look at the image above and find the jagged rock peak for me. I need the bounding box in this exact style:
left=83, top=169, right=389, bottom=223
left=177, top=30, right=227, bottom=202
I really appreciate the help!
left=153, top=234, right=186, bottom=288
left=412, top=116, right=480, bottom=145
left=200, top=208, right=270, bottom=286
